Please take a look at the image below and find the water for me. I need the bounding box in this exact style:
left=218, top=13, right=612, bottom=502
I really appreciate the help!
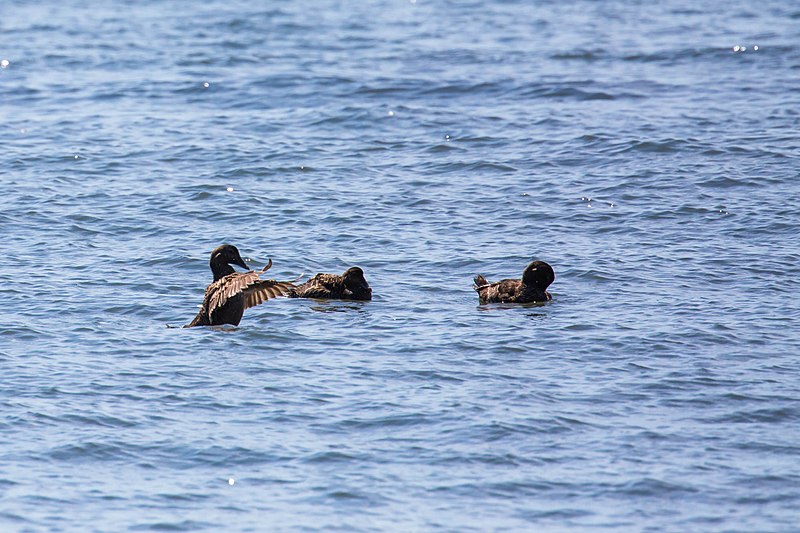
left=2, top=0, right=800, bottom=530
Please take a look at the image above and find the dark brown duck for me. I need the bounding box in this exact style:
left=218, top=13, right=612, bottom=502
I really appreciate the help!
left=287, top=267, right=372, bottom=301
left=185, top=244, right=296, bottom=327
left=473, top=260, right=555, bottom=304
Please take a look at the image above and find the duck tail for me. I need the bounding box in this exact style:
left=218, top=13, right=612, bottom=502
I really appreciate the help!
left=473, top=274, right=489, bottom=290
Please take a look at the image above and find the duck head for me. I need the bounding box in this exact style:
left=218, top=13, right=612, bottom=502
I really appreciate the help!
left=343, top=266, right=372, bottom=297
left=209, top=244, right=249, bottom=280
left=521, top=260, right=555, bottom=290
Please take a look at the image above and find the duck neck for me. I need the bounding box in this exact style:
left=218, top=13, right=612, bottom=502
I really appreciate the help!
left=210, top=258, right=235, bottom=281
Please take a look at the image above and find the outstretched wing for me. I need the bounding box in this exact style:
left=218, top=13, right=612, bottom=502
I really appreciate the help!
left=208, top=263, right=293, bottom=314
left=243, top=279, right=296, bottom=309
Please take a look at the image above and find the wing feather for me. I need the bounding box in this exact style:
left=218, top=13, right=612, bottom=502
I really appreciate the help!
left=207, top=270, right=295, bottom=315
left=241, top=279, right=296, bottom=310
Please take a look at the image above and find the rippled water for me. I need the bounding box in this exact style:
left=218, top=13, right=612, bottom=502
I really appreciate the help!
left=2, top=0, right=800, bottom=530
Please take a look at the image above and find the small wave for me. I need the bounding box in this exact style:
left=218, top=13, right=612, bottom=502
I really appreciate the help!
left=129, top=519, right=216, bottom=531
left=551, top=49, right=602, bottom=61
left=616, top=478, right=699, bottom=497
left=431, top=479, right=555, bottom=497
left=47, top=442, right=136, bottom=462
left=299, top=450, right=363, bottom=464
left=0, top=511, right=27, bottom=524
left=420, top=81, right=506, bottom=97
left=522, top=86, right=618, bottom=101
left=425, top=143, right=463, bottom=153
left=606, top=139, right=686, bottom=154
left=324, top=413, right=435, bottom=432
left=705, top=407, right=799, bottom=424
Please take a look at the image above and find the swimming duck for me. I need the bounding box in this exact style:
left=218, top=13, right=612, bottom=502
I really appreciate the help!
left=473, top=260, right=555, bottom=304
left=185, top=244, right=296, bottom=327
left=288, top=267, right=372, bottom=301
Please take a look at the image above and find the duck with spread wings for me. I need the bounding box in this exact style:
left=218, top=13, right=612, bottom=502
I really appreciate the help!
left=185, top=244, right=296, bottom=327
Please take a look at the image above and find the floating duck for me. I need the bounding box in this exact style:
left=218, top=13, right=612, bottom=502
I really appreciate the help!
left=473, top=260, right=554, bottom=304
left=288, top=267, right=372, bottom=301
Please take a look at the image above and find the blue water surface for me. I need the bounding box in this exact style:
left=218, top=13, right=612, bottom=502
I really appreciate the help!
left=2, top=0, right=800, bottom=531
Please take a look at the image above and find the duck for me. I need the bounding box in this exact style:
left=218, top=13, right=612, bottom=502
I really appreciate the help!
left=287, top=267, right=372, bottom=301
left=473, top=260, right=555, bottom=304
left=185, top=244, right=296, bottom=327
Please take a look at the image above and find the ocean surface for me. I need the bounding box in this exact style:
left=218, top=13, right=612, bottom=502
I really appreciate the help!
left=2, top=0, right=800, bottom=531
